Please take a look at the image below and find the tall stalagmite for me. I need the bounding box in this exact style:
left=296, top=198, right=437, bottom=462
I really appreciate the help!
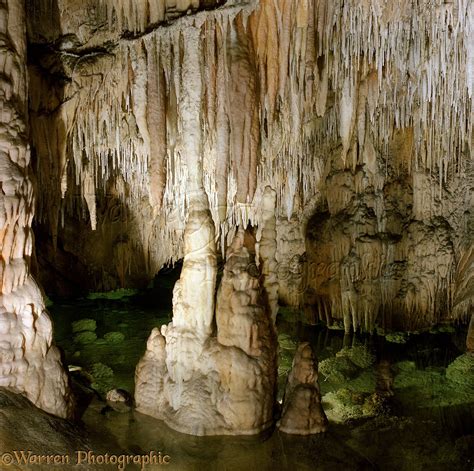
left=0, top=0, right=72, bottom=418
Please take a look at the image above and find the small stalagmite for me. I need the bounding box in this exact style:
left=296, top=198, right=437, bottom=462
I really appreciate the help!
left=278, top=342, right=328, bottom=435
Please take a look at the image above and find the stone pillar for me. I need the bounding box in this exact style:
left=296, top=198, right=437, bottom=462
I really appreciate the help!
left=0, top=0, right=72, bottom=418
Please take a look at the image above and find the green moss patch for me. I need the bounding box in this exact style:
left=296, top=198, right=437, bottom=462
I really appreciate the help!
left=319, top=355, right=360, bottom=383
left=72, top=318, right=97, bottom=333
left=336, top=345, right=376, bottom=369
left=385, top=332, right=408, bottom=344
left=446, top=354, right=474, bottom=390
left=103, top=331, right=126, bottom=344
left=88, top=363, right=115, bottom=395
left=323, top=388, right=388, bottom=423
left=73, top=331, right=97, bottom=345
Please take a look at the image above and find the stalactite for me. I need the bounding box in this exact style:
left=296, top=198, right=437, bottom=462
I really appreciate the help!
left=26, top=0, right=472, bottom=328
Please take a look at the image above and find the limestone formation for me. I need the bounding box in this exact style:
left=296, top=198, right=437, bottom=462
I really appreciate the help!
left=257, top=187, right=279, bottom=322
left=1, top=0, right=472, bottom=423
left=0, top=0, right=72, bottom=418
left=278, top=342, right=327, bottom=435
left=135, top=198, right=278, bottom=435
left=23, top=0, right=472, bottom=333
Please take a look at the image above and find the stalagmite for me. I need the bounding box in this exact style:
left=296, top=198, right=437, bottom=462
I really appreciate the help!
left=135, top=218, right=278, bottom=435
left=278, top=342, right=328, bottom=435
left=0, top=0, right=72, bottom=418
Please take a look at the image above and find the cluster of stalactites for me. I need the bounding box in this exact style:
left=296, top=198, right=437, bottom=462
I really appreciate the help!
left=30, top=0, right=472, bottom=264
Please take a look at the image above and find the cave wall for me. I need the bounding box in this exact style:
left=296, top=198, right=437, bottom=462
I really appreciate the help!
left=0, top=0, right=72, bottom=417
left=26, top=0, right=473, bottom=329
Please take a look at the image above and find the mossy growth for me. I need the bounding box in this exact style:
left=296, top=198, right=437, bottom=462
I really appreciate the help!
left=87, top=289, right=138, bottom=301
left=446, top=354, right=474, bottom=390
left=429, top=324, right=456, bottom=334
left=385, top=332, right=408, bottom=344
left=336, top=345, right=376, bottom=369
left=103, top=331, right=125, bottom=344
left=278, top=333, right=298, bottom=352
left=319, top=355, right=360, bottom=383
left=72, top=318, right=97, bottom=333
left=88, top=362, right=114, bottom=395
left=393, top=358, right=474, bottom=410
left=322, top=388, right=387, bottom=423
left=73, top=331, right=97, bottom=345
left=396, top=360, right=416, bottom=372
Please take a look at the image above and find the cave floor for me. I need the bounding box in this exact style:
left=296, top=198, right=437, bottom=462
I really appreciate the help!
left=46, top=290, right=474, bottom=471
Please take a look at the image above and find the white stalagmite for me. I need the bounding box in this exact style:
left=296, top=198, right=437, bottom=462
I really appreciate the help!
left=0, top=0, right=73, bottom=418
left=135, top=197, right=278, bottom=435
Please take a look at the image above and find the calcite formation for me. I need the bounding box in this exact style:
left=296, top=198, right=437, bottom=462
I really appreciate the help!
left=25, top=0, right=472, bottom=333
left=0, top=0, right=72, bottom=418
left=278, top=342, right=327, bottom=435
left=1, top=0, right=472, bottom=422
left=135, top=196, right=277, bottom=435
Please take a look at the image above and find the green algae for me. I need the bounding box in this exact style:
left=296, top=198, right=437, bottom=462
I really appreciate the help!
left=446, top=353, right=474, bottom=389
left=322, top=388, right=388, bottom=423
left=73, top=331, right=97, bottom=345
left=393, top=358, right=474, bottom=410
left=319, top=355, right=360, bottom=383
left=278, top=332, right=297, bottom=350
left=336, top=345, right=375, bottom=369
left=385, top=332, right=408, bottom=344
left=44, top=295, right=54, bottom=308
left=72, top=318, right=97, bottom=333
left=429, top=324, right=456, bottom=334
left=103, top=331, right=125, bottom=344
left=88, top=363, right=115, bottom=395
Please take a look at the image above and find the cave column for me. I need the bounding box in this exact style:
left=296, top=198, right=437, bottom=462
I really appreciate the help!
left=0, top=0, right=72, bottom=417
left=171, top=23, right=216, bottom=336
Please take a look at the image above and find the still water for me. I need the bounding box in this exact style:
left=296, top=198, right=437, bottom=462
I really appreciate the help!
left=48, top=282, right=474, bottom=471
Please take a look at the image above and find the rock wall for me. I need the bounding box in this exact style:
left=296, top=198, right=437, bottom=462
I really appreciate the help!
left=25, top=0, right=473, bottom=330
left=0, top=0, right=72, bottom=418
